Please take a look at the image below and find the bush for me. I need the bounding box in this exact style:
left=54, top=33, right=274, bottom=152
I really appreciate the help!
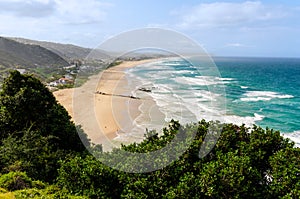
left=0, top=172, right=32, bottom=191
left=0, top=188, right=8, bottom=193
left=0, top=129, right=67, bottom=182
left=57, top=155, right=121, bottom=198
left=56, top=121, right=299, bottom=198
left=13, top=185, right=89, bottom=199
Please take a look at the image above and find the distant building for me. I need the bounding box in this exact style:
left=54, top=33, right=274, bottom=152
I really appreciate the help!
left=16, top=69, right=26, bottom=74
left=48, top=77, right=73, bottom=87
left=49, top=81, right=58, bottom=87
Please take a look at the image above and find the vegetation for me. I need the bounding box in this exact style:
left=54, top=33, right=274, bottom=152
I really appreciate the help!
left=10, top=37, right=106, bottom=61
left=0, top=71, right=90, bottom=182
left=0, top=37, right=69, bottom=68
left=0, top=37, right=111, bottom=90
left=0, top=71, right=299, bottom=198
left=108, top=60, right=123, bottom=68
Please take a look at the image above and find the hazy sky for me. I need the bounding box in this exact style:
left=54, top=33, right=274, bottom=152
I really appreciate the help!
left=0, top=0, right=300, bottom=57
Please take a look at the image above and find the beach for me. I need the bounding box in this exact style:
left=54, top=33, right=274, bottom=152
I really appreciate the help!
left=54, top=59, right=160, bottom=150
left=55, top=57, right=300, bottom=150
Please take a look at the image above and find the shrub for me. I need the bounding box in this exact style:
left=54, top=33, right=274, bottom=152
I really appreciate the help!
left=0, top=172, right=32, bottom=191
left=0, top=188, right=8, bottom=193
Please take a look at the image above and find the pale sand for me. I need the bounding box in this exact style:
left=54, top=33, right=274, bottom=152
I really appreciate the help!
left=54, top=59, right=160, bottom=151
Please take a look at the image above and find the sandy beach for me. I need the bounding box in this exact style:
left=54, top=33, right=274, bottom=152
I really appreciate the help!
left=54, top=59, right=160, bottom=150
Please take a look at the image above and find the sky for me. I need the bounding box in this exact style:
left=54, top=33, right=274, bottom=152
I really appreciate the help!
left=0, top=0, right=300, bottom=57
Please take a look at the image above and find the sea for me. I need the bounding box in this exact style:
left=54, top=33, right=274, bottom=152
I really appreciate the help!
left=123, top=57, right=300, bottom=146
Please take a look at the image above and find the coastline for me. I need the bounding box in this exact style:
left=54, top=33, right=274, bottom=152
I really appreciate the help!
left=53, top=57, right=300, bottom=150
left=54, top=59, right=163, bottom=150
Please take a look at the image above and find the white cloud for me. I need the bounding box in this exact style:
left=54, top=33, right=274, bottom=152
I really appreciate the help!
left=0, top=0, right=56, bottom=17
left=0, top=0, right=113, bottom=46
left=0, top=0, right=112, bottom=24
left=54, top=0, right=113, bottom=25
left=176, top=1, right=287, bottom=29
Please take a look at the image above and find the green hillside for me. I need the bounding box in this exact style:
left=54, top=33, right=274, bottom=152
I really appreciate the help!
left=10, top=37, right=110, bottom=61
left=0, top=37, right=70, bottom=82
left=0, top=37, right=69, bottom=68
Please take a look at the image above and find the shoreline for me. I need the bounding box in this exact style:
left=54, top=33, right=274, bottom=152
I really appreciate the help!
left=54, top=59, right=164, bottom=151
left=53, top=57, right=300, bottom=150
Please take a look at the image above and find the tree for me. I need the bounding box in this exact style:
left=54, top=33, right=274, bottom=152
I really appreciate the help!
left=268, top=148, right=300, bottom=198
left=0, top=128, right=66, bottom=182
left=0, top=70, right=89, bottom=152
left=57, top=155, right=122, bottom=198
left=0, top=71, right=90, bottom=182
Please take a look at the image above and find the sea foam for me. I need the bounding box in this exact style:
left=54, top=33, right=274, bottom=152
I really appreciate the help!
left=240, top=91, right=294, bottom=102
left=282, top=131, right=300, bottom=148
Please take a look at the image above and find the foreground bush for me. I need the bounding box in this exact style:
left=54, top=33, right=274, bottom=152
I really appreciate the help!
left=13, top=186, right=89, bottom=199
left=0, top=71, right=90, bottom=182
left=0, top=171, right=37, bottom=191
left=57, top=155, right=121, bottom=198
left=57, top=121, right=299, bottom=198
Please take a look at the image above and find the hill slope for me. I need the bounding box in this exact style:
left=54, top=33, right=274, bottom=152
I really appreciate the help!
left=10, top=37, right=109, bottom=61
left=0, top=37, right=69, bottom=69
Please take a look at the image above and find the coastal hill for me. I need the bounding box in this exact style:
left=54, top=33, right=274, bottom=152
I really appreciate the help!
left=0, top=36, right=111, bottom=83
left=10, top=37, right=110, bottom=61
left=0, top=37, right=69, bottom=69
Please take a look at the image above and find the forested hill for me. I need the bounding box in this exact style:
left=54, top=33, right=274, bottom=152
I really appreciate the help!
left=0, top=37, right=69, bottom=69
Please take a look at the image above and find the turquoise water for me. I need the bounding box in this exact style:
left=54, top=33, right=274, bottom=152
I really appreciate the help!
left=125, top=57, right=300, bottom=144
left=215, top=57, right=300, bottom=133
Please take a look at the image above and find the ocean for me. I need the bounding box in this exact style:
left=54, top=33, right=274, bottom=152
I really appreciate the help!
left=124, top=57, right=300, bottom=146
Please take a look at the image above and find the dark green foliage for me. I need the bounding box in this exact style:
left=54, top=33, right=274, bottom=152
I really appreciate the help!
left=0, top=129, right=66, bottom=182
left=0, top=71, right=89, bottom=152
left=0, top=70, right=57, bottom=135
left=0, top=71, right=90, bottom=182
left=268, top=148, right=300, bottom=198
left=57, top=120, right=299, bottom=198
left=57, top=155, right=122, bottom=198
left=196, top=151, right=260, bottom=198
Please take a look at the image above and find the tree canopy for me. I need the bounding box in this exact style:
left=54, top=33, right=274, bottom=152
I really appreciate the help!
left=0, top=71, right=90, bottom=182
left=0, top=70, right=89, bottom=151
left=57, top=122, right=299, bottom=198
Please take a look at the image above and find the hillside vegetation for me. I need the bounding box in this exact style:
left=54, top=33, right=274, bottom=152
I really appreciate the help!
left=0, top=37, right=68, bottom=68
left=10, top=37, right=92, bottom=61
left=0, top=37, right=70, bottom=83
left=0, top=72, right=299, bottom=198
left=10, top=37, right=110, bottom=62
